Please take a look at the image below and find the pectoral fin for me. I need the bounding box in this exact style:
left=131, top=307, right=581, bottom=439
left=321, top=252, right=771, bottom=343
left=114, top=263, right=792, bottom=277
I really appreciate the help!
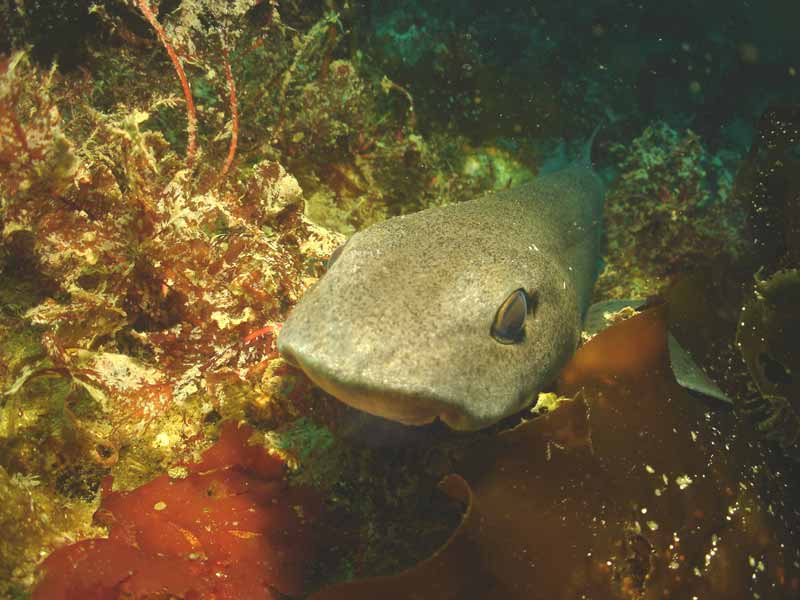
left=584, top=300, right=732, bottom=405
left=666, top=332, right=732, bottom=405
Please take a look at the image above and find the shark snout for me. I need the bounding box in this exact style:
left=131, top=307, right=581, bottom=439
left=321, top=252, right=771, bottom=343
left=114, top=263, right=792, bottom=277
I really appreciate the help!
left=277, top=324, right=478, bottom=430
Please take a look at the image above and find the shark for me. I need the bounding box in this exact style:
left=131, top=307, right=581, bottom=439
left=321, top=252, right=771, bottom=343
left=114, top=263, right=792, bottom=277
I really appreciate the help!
left=277, top=130, right=728, bottom=431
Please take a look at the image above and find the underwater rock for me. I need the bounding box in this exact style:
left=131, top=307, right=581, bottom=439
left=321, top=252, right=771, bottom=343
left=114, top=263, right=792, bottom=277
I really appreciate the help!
left=737, top=269, right=800, bottom=455
left=312, top=308, right=800, bottom=599
left=32, top=421, right=322, bottom=600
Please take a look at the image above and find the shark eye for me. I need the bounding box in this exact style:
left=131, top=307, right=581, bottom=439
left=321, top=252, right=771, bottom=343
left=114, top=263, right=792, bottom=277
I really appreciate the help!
left=491, top=288, right=530, bottom=344
left=326, top=241, right=347, bottom=269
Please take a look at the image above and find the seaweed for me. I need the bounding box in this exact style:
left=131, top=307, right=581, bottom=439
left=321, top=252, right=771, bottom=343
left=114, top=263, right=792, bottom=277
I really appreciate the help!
left=597, top=121, right=745, bottom=299
left=736, top=269, right=800, bottom=456
left=0, top=4, right=491, bottom=592
left=731, top=105, right=800, bottom=271
left=31, top=421, right=323, bottom=599
left=312, top=309, right=800, bottom=599
left=5, top=4, right=798, bottom=597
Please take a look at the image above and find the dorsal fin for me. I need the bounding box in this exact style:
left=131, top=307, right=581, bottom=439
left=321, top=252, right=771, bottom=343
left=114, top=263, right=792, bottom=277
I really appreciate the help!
left=580, top=121, right=604, bottom=166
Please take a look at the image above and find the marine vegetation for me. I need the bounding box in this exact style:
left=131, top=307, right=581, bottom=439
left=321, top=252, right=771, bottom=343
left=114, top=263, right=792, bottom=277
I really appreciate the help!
left=311, top=308, right=800, bottom=599
left=731, top=105, right=800, bottom=271
left=32, top=421, right=323, bottom=599
left=1, top=1, right=800, bottom=599
left=654, top=104, right=800, bottom=456
left=598, top=121, right=745, bottom=299
left=737, top=269, right=800, bottom=458
left=0, top=2, right=476, bottom=593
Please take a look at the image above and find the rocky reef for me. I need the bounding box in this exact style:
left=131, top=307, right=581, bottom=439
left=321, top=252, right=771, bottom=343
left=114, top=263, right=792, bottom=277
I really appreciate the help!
left=1, top=1, right=799, bottom=598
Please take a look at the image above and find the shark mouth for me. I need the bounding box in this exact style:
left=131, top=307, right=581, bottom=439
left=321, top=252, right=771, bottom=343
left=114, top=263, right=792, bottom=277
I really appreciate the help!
left=280, top=346, right=474, bottom=430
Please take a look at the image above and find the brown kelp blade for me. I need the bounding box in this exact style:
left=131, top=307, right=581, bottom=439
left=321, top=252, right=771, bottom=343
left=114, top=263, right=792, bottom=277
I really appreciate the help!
left=312, top=308, right=800, bottom=599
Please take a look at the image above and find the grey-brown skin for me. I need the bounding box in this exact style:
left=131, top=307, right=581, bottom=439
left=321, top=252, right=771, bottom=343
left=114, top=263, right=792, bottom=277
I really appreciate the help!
left=278, top=157, right=605, bottom=431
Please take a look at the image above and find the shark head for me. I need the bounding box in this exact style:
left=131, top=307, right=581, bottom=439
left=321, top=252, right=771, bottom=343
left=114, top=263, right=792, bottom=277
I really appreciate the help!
left=277, top=195, right=583, bottom=431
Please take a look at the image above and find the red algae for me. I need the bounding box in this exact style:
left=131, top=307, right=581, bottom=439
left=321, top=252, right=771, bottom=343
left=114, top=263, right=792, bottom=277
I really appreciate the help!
left=32, top=421, right=322, bottom=600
